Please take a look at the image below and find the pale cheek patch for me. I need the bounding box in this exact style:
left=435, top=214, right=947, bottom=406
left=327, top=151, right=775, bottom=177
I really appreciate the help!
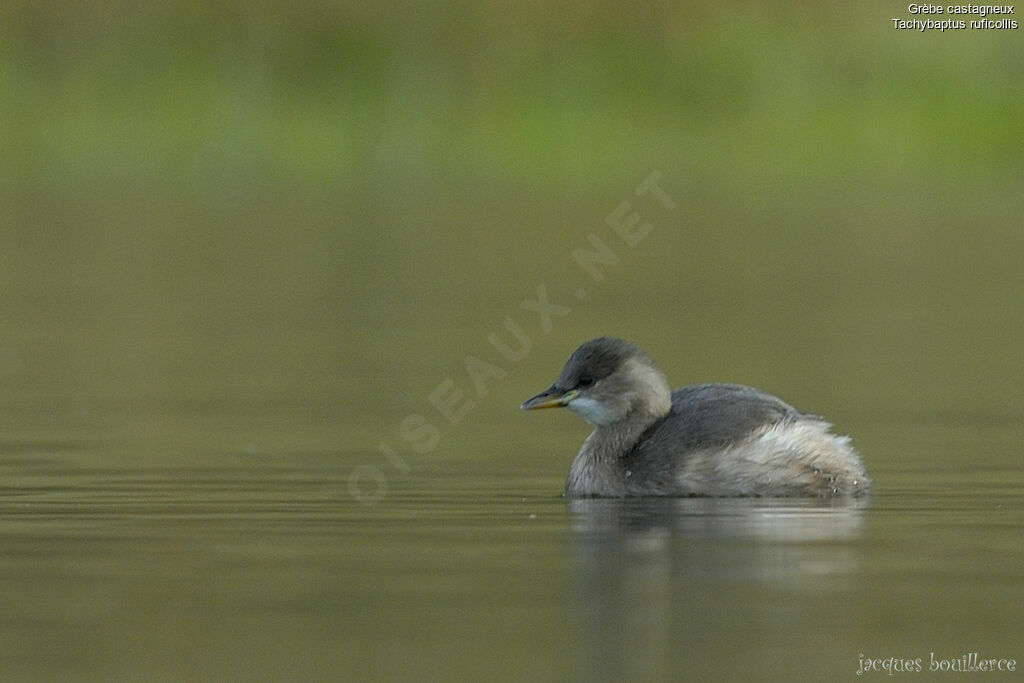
left=567, top=397, right=617, bottom=426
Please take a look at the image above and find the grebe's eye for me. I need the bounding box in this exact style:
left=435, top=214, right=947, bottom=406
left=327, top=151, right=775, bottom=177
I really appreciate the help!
left=577, top=376, right=595, bottom=388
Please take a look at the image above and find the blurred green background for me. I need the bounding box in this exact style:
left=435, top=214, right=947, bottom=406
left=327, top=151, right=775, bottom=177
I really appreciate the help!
left=2, top=1, right=1022, bottom=469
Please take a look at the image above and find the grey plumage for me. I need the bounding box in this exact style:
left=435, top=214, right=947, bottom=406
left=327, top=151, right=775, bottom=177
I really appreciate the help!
left=522, top=337, right=871, bottom=498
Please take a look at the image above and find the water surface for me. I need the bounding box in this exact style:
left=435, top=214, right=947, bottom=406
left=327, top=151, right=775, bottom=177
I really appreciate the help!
left=1, top=409, right=1021, bottom=680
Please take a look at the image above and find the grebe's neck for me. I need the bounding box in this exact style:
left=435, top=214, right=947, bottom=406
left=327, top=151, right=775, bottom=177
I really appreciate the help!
left=564, top=409, right=665, bottom=497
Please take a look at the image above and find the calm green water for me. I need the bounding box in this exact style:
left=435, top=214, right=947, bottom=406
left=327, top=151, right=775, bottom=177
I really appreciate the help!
left=1, top=379, right=1022, bottom=681
left=3, top=172, right=1024, bottom=680
left=4, top=173, right=1023, bottom=680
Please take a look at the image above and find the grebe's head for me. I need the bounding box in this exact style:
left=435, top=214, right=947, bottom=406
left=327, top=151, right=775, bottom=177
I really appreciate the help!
left=520, top=337, right=671, bottom=427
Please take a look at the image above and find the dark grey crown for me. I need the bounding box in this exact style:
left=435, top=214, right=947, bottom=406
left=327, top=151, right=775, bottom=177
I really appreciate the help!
left=555, top=336, right=652, bottom=389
